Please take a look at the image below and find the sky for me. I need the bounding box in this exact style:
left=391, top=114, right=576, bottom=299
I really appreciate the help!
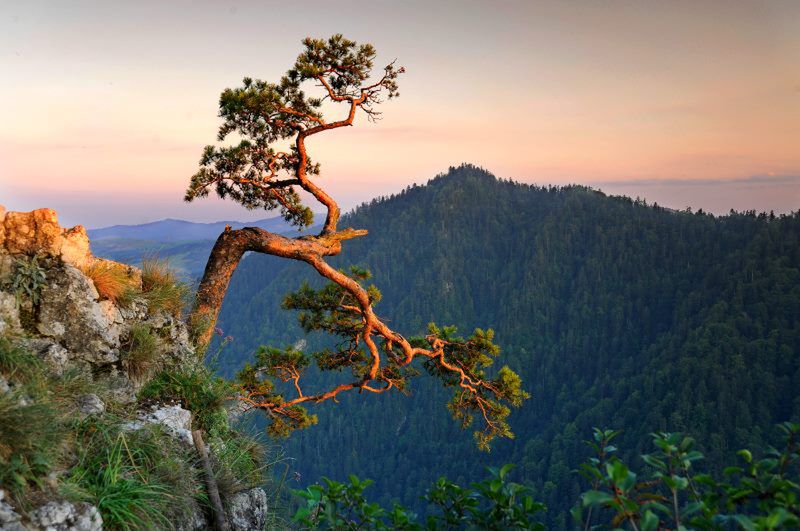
left=1, top=0, right=798, bottom=228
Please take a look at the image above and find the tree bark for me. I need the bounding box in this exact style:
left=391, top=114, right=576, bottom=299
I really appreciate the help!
left=189, top=225, right=366, bottom=351
left=192, top=429, right=230, bottom=531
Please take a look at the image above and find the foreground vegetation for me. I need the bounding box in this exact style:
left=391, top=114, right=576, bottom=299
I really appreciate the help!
left=0, top=331, right=269, bottom=529
left=292, top=424, right=800, bottom=530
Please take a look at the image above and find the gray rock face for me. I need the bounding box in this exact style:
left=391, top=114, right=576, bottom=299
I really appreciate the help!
left=227, top=488, right=268, bottom=531
left=76, top=394, right=105, bottom=415
left=123, top=404, right=194, bottom=445
left=0, top=490, right=26, bottom=531
left=175, top=502, right=209, bottom=531
left=28, top=500, right=103, bottom=531
left=0, top=290, right=21, bottom=335
left=36, top=264, right=122, bottom=364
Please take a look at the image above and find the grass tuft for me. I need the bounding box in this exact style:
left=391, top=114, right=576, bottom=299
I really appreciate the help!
left=81, top=261, right=137, bottom=305
left=141, top=258, right=190, bottom=318
left=123, top=324, right=161, bottom=380
left=63, top=415, right=202, bottom=530
left=0, top=339, right=65, bottom=499
left=212, top=430, right=268, bottom=502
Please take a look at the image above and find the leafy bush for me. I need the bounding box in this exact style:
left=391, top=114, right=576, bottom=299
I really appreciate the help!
left=138, top=366, right=231, bottom=436
left=293, top=465, right=545, bottom=530
left=292, top=424, right=800, bottom=530
left=81, top=260, right=137, bottom=305
left=3, top=254, right=47, bottom=308
left=574, top=424, right=800, bottom=530
left=123, top=324, right=161, bottom=379
left=141, top=258, right=189, bottom=317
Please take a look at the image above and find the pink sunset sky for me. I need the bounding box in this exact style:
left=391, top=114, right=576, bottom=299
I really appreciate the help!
left=1, top=0, right=798, bottom=228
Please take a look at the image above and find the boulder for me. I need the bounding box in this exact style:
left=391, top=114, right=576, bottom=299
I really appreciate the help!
left=124, top=404, right=193, bottom=446
left=227, top=487, right=268, bottom=531
left=1, top=208, right=92, bottom=269
left=36, top=264, right=122, bottom=364
left=59, top=226, right=91, bottom=269
left=76, top=394, right=105, bottom=415
left=3, top=209, right=63, bottom=257
left=175, top=502, right=209, bottom=531
left=28, top=500, right=103, bottom=531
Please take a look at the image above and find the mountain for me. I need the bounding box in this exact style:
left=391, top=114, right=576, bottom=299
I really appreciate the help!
left=88, top=216, right=299, bottom=242
left=211, top=165, right=800, bottom=527
left=88, top=216, right=319, bottom=278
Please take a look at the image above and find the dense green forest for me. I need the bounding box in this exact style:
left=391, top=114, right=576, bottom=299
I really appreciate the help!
left=209, top=165, right=800, bottom=527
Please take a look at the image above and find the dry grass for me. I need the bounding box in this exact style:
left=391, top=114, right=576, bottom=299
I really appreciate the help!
left=82, top=261, right=137, bottom=304
left=123, top=324, right=161, bottom=380
left=141, top=258, right=189, bottom=317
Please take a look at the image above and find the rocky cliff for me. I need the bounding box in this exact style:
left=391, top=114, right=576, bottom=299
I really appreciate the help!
left=0, top=206, right=268, bottom=530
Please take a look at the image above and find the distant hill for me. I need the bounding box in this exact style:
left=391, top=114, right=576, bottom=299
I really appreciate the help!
left=212, top=164, right=800, bottom=528
left=88, top=215, right=305, bottom=242
left=88, top=216, right=320, bottom=278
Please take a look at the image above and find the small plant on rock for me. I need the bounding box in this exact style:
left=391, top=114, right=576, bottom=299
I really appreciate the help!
left=5, top=254, right=47, bottom=309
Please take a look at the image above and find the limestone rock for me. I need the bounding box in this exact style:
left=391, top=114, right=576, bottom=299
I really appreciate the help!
left=124, top=404, right=193, bottom=445
left=3, top=209, right=62, bottom=257
left=227, top=487, right=268, bottom=531
left=0, top=291, right=21, bottom=335
left=36, top=264, right=121, bottom=364
left=28, top=500, right=103, bottom=531
left=76, top=394, right=105, bottom=415
left=175, top=502, right=209, bottom=531
left=0, top=489, right=26, bottom=531
left=1, top=208, right=92, bottom=269
left=59, top=226, right=91, bottom=269
left=15, top=339, right=73, bottom=377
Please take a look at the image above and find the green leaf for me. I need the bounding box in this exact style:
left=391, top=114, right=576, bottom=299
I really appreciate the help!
left=582, top=490, right=615, bottom=507
left=641, top=510, right=659, bottom=531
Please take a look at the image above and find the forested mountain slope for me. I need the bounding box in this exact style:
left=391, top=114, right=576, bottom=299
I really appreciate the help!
left=215, top=165, right=800, bottom=527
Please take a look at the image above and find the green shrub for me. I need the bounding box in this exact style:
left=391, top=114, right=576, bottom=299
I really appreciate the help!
left=123, top=324, right=161, bottom=379
left=574, top=424, right=800, bottom=530
left=141, top=258, right=189, bottom=318
left=293, top=464, right=545, bottom=530
left=138, top=367, right=231, bottom=436
left=293, top=424, right=800, bottom=530
left=4, top=254, right=47, bottom=308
